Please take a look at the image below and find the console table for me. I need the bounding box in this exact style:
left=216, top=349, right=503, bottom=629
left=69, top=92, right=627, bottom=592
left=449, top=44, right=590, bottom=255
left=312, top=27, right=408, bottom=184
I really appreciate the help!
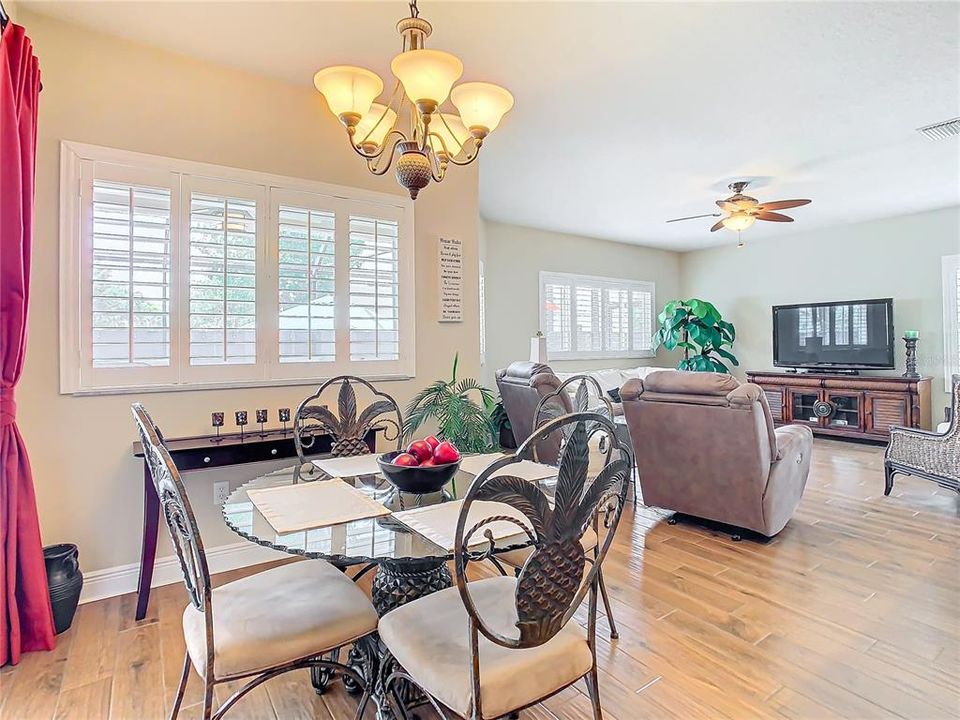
left=746, top=372, right=932, bottom=442
left=131, top=427, right=378, bottom=620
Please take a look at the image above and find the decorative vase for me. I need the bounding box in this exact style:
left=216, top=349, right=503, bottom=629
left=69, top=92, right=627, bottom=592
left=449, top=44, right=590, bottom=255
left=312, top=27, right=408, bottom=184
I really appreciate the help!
left=44, top=543, right=83, bottom=634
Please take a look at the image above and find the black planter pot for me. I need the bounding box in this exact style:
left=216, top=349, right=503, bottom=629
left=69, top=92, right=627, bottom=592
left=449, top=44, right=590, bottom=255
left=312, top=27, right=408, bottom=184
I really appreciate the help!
left=499, top=423, right=517, bottom=450
left=43, top=544, right=83, bottom=634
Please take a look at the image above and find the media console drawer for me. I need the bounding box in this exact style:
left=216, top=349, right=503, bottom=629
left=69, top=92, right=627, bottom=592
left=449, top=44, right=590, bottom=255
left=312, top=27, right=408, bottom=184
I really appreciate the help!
left=746, top=372, right=931, bottom=442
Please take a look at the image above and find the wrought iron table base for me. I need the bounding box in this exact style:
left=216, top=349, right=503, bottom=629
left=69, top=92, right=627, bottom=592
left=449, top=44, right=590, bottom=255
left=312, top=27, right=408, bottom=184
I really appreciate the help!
left=310, top=558, right=453, bottom=718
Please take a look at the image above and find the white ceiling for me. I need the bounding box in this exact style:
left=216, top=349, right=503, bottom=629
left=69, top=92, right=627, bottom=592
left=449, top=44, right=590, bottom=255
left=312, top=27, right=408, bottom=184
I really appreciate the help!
left=25, top=1, right=960, bottom=250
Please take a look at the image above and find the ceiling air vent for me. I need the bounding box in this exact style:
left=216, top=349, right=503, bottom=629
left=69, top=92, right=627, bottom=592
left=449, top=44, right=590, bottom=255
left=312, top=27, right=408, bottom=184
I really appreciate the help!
left=916, top=117, right=960, bottom=141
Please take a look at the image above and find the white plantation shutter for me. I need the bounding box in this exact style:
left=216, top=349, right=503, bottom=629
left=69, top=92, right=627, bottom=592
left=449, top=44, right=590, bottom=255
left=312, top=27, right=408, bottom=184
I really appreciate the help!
left=277, top=205, right=336, bottom=363
left=61, top=142, right=414, bottom=393
left=944, top=255, right=960, bottom=390
left=542, top=280, right=572, bottom=352
left=539, top=272, right=655, bottom=360
left=90, top=180, right=172, bottom=368
left=349, top=215, right=400, bottom=361
left=187, top=191, right=259, bottom=367
left=630, top=287, right=654, bottom=354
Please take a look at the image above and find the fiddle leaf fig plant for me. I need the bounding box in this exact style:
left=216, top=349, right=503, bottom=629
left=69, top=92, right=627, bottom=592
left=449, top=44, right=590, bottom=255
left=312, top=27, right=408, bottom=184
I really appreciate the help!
left=653, top=298, right=739, bottom=374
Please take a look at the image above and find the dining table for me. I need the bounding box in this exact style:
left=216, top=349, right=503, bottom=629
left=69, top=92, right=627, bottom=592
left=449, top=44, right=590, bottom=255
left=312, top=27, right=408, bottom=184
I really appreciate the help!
left=221, top=451, right=561, bottom=717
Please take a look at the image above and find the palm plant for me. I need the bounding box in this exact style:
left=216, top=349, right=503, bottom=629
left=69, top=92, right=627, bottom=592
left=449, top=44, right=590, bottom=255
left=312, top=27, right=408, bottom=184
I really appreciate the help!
left=403, top=354, right=497, bottom=453
left=653, top=298, right=739, bottom=373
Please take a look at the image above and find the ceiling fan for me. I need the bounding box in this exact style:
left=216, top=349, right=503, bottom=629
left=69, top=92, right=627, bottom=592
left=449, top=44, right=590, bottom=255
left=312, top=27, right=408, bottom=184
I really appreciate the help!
left=667, top=181, right=812, bottom=233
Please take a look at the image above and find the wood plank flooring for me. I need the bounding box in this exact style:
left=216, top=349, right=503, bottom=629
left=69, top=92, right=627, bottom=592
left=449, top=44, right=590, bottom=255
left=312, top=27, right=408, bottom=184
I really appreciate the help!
left=1, top=440, right=957, bottom=719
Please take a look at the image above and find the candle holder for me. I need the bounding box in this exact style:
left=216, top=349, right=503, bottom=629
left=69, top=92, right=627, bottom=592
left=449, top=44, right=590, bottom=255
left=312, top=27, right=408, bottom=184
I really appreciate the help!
left=235, top=410, right=248, bottom=441
left=211, top=412, right=225, bottom=443
left=279, top=408, right=291, bottom=435
left=903, top=335, right=920, bottom=379
left=256, top=409, right=268, bottom=437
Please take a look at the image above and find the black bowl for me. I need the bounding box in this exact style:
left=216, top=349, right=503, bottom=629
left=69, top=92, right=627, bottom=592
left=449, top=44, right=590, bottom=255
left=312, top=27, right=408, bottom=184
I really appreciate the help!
left=377, top=451, right=460, bottom=495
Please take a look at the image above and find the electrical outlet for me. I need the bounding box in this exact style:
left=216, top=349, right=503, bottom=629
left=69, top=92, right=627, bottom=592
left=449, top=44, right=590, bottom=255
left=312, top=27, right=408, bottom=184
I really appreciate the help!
left=213, top=481, right=231, bottom=506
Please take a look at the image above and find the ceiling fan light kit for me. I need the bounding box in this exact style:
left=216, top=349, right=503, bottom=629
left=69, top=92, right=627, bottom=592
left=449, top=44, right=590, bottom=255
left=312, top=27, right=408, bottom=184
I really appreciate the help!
left=669, top=180, right=812, bottom=244
left=313, top=0, right=513, bottom=199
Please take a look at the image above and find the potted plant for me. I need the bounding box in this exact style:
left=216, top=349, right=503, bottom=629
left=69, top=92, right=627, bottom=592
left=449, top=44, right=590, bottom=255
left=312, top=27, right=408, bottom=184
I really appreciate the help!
left=653, top=298, right=739, bottom=373
left=486, top=397, right=516, bottom=449
left=403, top=353, right=497, bottom=453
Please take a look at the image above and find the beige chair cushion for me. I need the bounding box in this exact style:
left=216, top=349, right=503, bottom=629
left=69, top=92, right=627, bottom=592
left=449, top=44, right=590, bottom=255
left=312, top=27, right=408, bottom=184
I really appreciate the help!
left=379, top=576, right=593, bottom=719
left=183, top=560, right=378, bottom=678
left=496, top=526, right=598, bottom=569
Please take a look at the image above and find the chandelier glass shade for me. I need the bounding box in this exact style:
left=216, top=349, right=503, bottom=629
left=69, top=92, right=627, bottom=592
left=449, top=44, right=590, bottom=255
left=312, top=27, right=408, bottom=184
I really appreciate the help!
left=313, top=0, right=513, bottom=199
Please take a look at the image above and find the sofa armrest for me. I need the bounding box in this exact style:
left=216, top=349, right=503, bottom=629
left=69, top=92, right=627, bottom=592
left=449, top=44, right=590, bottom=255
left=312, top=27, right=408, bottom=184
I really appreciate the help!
left=620, top=377, right=643, bottom=402
left=774, top=424, right=813, bottom=462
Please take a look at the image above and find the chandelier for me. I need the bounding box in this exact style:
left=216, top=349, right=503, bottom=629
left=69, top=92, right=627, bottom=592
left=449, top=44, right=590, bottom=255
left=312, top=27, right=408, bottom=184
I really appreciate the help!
left=313, top=0, right=513, bottom=199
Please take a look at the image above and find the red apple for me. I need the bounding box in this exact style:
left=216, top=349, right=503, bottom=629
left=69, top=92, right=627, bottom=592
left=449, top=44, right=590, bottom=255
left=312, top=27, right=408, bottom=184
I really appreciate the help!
left=419, top=457, right=437, bottom=467
left=392, top=453, right=419, bottom=467
left=432, top=441, right=460, bottom=465
left=424, top=435, right=441, bottom=451
left=406, top=440, right=433, bottom=463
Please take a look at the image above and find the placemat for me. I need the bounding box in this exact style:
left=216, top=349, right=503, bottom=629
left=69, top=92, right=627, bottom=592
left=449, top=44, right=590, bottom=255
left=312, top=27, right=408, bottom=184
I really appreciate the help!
left=247, top=480, right=391, bottom=534
left=312, top=453, right=382, bottom=478
left=393, top=499, right=532, bottom=551
left=459, top=452, right=558, bottom=481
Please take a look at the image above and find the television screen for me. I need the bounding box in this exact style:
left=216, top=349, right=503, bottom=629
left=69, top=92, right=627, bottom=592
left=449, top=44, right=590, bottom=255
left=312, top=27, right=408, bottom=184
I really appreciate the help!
left=773, top=299, right=895, bottom=369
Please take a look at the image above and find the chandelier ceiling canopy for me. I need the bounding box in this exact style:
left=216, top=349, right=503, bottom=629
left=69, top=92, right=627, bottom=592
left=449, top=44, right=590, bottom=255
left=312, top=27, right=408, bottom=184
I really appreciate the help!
left=313, top=0, right=514, bottom=199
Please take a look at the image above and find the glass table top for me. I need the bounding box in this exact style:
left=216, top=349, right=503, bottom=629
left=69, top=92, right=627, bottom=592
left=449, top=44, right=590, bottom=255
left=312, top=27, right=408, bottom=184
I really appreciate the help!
left=222, top=459, right=559, bottom=566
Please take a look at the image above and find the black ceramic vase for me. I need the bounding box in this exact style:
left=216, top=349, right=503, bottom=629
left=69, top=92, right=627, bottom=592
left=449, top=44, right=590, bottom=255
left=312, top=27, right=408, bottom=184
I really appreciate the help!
left=43, top=544, right=83, bottom=634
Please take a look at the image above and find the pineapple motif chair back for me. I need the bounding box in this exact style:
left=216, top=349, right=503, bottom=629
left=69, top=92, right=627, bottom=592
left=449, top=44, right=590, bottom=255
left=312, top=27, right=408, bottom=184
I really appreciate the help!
left=533, top=375, right=616, bottom=467
left=131, top=404, right=213, bottom=629
left=454, top=412, right=631, bottom=656
left=294, top=376, right=403, bottom=469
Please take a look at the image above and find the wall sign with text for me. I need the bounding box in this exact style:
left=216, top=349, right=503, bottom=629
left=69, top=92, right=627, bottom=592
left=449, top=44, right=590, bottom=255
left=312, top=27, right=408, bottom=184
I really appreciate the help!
left=438, top=237, right=463, bottom=322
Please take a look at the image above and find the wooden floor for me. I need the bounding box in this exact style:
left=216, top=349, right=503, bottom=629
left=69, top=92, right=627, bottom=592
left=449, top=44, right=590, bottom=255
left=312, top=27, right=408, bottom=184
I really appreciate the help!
left=2, top=439, right=958, bottom=719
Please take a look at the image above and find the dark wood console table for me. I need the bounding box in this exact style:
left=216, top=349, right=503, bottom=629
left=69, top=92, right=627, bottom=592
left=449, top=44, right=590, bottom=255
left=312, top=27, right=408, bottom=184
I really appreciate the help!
left=746, top=371, right=932, bottom=442
left=131, top=427, right=377, bottom=620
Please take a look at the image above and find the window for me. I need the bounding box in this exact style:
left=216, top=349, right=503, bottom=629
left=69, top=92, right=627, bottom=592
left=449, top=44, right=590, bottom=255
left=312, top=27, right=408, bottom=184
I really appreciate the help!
left=944, top=254, right=960, bottom=391
left=539, top=272, right=655, bottom=360
left=60, top=142, right=415, bottom=393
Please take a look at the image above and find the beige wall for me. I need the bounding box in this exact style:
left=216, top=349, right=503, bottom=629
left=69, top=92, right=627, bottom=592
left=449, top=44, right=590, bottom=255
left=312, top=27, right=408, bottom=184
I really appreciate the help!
left=21, top=9, right=480, bottom=575
left=481, top=220, right=682, bottom=384
left=680, top=206, right=960, bottom=415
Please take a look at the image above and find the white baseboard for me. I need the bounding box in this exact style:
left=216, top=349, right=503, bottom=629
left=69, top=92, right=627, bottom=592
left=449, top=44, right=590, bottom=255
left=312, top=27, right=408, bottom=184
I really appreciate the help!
left=78, top=541, right=288, bottom=605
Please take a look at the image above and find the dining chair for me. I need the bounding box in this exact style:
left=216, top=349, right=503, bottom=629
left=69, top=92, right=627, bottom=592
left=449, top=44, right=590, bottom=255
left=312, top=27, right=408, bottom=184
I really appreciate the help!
left=494, top=374, right=625, bottom=640
left=131, top=403, right=379, bottom=720
left=378, top=412, right=632, bottom=720
left=293, top=375, right=404, bottom=475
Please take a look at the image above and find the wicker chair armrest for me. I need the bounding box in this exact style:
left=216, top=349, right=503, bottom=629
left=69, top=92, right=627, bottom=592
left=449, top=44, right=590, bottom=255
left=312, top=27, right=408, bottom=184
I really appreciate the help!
left=888, top=424, right=947, bottom=440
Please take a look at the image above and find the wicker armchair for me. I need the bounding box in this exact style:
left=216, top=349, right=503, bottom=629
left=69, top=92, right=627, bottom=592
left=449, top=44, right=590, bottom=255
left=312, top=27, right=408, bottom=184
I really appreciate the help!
left=884, top=375, right=960, bottom=495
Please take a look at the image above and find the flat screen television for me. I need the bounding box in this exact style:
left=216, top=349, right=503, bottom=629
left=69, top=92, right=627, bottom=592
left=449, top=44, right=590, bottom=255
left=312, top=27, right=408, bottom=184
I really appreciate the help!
left=773, top=298, right=895, bottom=370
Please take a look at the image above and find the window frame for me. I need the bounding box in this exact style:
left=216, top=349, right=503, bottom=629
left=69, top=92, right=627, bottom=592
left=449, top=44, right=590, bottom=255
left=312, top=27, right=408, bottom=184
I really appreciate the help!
left=943, top=254, right=960, bottom=392
left=59, top=141, right=415, bottom=395
left=538, top=271, right=656, bottom=361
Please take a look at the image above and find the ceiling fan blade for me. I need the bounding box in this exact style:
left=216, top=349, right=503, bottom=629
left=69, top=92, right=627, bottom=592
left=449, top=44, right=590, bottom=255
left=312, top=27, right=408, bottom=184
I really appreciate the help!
left=666, top=213, right=721, bottom=223
left=710, top=219, right=726, bottom=232
left=757, top=199, right=812, bottom=211
left=756, top=211, right=794, bottom=222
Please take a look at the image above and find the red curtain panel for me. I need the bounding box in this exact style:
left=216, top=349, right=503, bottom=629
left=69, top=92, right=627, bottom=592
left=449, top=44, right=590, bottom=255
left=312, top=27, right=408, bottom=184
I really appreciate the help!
left=0, top=20, right=54, bottom=666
